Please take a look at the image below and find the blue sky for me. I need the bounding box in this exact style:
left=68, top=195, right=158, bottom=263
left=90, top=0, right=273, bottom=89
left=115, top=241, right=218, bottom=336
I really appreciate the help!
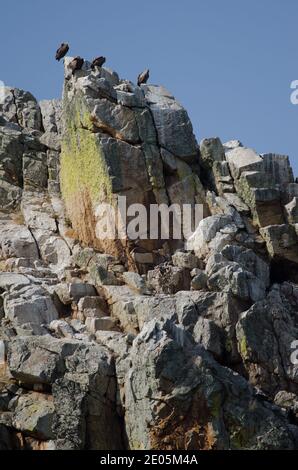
left=1, top=0, right=297, bottom=174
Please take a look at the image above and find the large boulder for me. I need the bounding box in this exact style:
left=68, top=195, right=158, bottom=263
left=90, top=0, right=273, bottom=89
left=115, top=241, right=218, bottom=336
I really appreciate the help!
left=225, top=146, right=263, bottom=180
left=186, top=214, right=239, bottom=258
left=236, top=171, right=284, bottom=227
left=7, top=336, right=77, bottom=385
left=206, top=248, right=268, bottom=303
left=236, top=284, right=298, bottom=397
left=260, top=224, right=298, bottom=264
left=52, top=341, right=122, bottom=450
left=0, top=87, right=42, bottom=131
left=147, top=263, right=191, bottom=294
left=7, top=336, right=123, bottom=449
left=124, top=318, right=297, bottom=450
left=12, top=393, right=55, bottom=440
left=200, top=138, right=225, bottom=171
left=60, top=59, right=202, bottom=263
left=3, top=285, right=59, bottom=328
left=142, top=85, right=199, bottom=162
left=0, top=223, right=39, bottom=260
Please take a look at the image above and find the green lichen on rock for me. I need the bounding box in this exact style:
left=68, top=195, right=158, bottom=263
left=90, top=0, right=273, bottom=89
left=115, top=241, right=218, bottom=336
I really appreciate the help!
left=60, top=91, right=113, bottom=208
left=239, top=335, right=248, bottom=359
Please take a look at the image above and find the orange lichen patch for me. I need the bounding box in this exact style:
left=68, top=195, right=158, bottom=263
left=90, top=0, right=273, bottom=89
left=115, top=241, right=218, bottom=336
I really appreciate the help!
left=65, top=189, right=135, bottom=269
left=23, top=437, right=54, bottom=451
left=89, top=114, right=127, bottom=142
left=63, top=227, right=79, bottom=240
left=148, top=393, right=217, bottom=450
left=0, top=363, right=15, bottom=391
left=11, top=211, right=25, bottom=225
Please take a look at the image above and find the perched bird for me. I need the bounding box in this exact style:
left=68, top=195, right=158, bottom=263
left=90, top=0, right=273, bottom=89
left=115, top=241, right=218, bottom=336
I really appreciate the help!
left=55, top=43, right=69, bottom=61
left=68, top=56, right=84, bottom=75
left=91, top=56, right=106, bottom=70
left=137, top=69, right=149, bottom=86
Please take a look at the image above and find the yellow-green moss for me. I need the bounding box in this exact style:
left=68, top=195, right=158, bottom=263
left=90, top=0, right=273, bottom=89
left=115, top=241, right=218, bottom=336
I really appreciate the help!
left=60, top=91, right=113, bottom=209
left=239, top=335, right=248, bottom=359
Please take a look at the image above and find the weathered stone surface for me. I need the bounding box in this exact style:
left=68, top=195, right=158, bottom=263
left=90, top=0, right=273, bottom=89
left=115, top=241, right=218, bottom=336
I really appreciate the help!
left=0, top=223, right=39, bottom=260
left=212, top=161, right=234, bottom=194
left=177, top=290, right=242, bottom=362
left=4, top=285, right=59, bottom=327
left=51, top=341, right=122, bottom=450
left=12, top=393, right=55, bottom=440
left=143, top=85, right=198, bottom=161
left=92, top=99, right=140, bottom=143
left=191, top=271, right=208, bottom=290
left=186, top=214, right=238, bottom=258
left=115, top=81, right=146, bottom=107
left=222, top=193, right=250, bottom=213
left=7, top=336, right=77, bottom=385
left=236, top=284, right=298, bottom=397
left=193, top=317, right=224, bottom=358
left=124, top=319, right=296, bottom=450
left=48, top=320, right=74, bottom=339
left=260, top=224, right=298, bottom=264
left=285, top=197, right=298, bottom=223
left=225, top=146, right=263, bottom=179
left=100, top=137, right=151, bottom=193
left=261, top=153, right=294, bottom=187
left=236, top=171, right=284, bottom=227
left=87, top=264, right=121, bottom=287
left=0, top=272, right=31, bottom=290
left=102, top=285, right=146, bottom=334
left=172, top=250, right=199, bottom=270
left=274, top=391, right=298, bottom=419
left=0, top=126, right=24, bottom=211
left=207, top=258, right=266, bottom=303
left=54, top=283, right=97, bottom=305
left=37, top=234, right=72, bottom=271
left=122, top=271, right=150, bottom=295
left=39, top=99, right=62, bottom=151
left=223, top=140, right=243, bottom=150
left=7, top=336, right=123, bottom=449
left=200, top=137, right=225, bottom=170
left=147, top=263, right=191, bottom=294
left=77, top=296, right=107, bottom=319
left=86, top=316, right=118, bottom=333
left=220, top=245, right=270, bottom=288
left=0, top=87, right=42, bottom=130
left=72, top=247, right=117, bottom=271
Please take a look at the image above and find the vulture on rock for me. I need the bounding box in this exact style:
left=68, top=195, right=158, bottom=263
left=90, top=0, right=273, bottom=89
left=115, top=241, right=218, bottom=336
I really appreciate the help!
left=68, top=56, right=84, bottom=75
left=137, top=69, right=149, bottom=86
left=91, top=56, right=106, bottom=70
left=55, top=43, right=69, bottom=61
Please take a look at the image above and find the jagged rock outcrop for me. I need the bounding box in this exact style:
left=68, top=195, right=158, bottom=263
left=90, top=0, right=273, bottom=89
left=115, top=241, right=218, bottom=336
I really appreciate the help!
left=0, top=61, right=297, bottom=450
left=123, top=319, right=297, bottom=450
left=60, top=59, right=204, bottom=266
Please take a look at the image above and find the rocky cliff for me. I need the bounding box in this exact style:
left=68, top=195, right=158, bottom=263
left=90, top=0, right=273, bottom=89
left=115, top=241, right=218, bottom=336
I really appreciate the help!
left=0, top=59, right=297, bottom=450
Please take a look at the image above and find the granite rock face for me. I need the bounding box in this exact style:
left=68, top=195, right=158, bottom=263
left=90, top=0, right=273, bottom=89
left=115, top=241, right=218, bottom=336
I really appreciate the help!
left=0, top=61, right=297, bottom=450
left=60, top=59, right=203, bottom=265
left=124, top=319, right=297, bottom=450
